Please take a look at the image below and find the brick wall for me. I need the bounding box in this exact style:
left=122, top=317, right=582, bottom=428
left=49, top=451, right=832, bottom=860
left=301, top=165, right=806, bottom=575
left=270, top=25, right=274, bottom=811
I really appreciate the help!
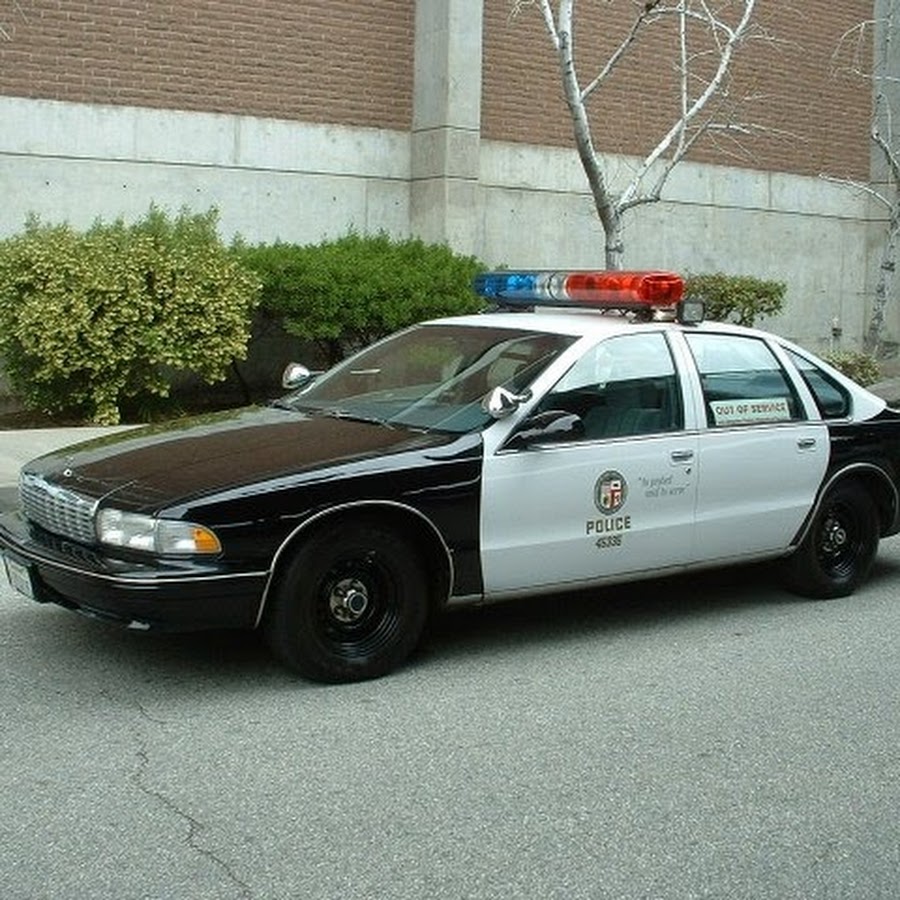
left=0, top=1, right=875, bottom=180
left=0, top=0, right=415, bottom=130
left=482, top=1, right=874, bottom=182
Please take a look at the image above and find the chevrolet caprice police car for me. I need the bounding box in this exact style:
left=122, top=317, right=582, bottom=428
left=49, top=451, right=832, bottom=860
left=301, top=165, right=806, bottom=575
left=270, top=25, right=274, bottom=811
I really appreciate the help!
left=2, top=270, right=899, bottom=682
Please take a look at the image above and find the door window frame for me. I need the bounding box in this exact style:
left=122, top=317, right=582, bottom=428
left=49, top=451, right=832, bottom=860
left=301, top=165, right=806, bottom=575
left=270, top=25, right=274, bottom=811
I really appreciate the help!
left=527, top=330, right=688, bottom=442
left=683, top=331, right=809, bottom=429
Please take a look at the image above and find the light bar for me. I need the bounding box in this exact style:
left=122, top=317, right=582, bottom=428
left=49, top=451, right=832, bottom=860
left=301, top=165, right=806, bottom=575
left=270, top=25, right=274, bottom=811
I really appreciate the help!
left=474, top=270, right=685, bottom=310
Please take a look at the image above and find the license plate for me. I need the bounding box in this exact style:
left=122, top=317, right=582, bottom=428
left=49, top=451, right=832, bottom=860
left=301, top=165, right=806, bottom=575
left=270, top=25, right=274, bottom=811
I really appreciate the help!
left=3, top=554, right=34, bottom=601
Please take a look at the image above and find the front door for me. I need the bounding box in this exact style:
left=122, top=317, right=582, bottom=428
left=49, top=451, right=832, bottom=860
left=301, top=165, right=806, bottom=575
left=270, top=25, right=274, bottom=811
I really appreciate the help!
left=480, top=332, right=699, bottom=597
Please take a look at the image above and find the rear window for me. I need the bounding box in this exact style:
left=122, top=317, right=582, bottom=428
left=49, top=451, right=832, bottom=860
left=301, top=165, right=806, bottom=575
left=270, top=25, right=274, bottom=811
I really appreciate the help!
left=786, top=349, right=851, bottom=419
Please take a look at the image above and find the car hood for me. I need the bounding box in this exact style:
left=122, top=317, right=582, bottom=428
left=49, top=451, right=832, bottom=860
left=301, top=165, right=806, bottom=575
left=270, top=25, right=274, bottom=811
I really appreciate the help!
left=24, top=406, right=459, bottom=511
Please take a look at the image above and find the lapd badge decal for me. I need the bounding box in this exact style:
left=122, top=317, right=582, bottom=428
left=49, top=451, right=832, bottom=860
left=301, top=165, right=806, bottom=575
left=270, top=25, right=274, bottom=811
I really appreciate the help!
left=594, top=470, right=627, bottom=515
left=588, top=471, right=631, bottom=548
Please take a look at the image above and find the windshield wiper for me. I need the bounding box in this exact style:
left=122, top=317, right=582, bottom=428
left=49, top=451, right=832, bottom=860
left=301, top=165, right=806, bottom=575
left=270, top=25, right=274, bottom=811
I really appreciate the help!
left=270, top=399, right=396, bottom=429
left=320, top=409, right=395, bottom=429
left=270, top=398, right=297, bottom=411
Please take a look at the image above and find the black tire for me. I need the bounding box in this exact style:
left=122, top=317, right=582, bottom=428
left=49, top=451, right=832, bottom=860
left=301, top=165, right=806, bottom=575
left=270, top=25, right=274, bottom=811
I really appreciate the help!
left=263, top=521, right=428, bottom=682
left=782, top=480, right=879, bottom=599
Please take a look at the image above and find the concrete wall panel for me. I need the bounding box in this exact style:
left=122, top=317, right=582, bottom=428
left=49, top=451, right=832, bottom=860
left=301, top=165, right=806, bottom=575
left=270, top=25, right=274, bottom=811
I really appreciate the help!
left=0, top=96, right=890, bottom=413
left=0, top=98, right=411, bottom=243
left=478, top=140, right=883, bottom=355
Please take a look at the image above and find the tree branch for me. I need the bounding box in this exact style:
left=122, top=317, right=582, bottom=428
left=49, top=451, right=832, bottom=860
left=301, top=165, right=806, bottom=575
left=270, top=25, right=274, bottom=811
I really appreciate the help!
left=0, top=0, right=26, bottom=39
left=581, top=1, right=663, bottom=101
left=873, top=99, right=900, bottom=188
left=514, top=0, right=761, bottom=266
left=617, top=0, right=757, bottom=212
left=819, top=174, right=893, bottom=213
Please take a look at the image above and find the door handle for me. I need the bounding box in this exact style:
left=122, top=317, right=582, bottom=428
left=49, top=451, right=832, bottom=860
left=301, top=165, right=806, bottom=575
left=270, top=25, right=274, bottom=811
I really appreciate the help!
left=670, top=449, right=694, bottom=463
left=797, top=437, right=816, bottom=450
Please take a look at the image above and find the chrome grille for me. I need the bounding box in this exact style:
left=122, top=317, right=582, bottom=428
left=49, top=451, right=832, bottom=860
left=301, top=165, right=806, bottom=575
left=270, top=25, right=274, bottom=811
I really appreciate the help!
left=19, top=472, right=97, bottom=545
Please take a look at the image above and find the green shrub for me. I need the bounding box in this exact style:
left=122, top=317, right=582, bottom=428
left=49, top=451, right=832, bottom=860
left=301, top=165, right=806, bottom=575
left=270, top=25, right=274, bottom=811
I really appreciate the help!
left=686, top=273, right=786, bottom=327
left=0, top=207, right=261, bottom=424
left=824, top=350, right=881, bottom=386
left=238, top=232, right=485, bottom=365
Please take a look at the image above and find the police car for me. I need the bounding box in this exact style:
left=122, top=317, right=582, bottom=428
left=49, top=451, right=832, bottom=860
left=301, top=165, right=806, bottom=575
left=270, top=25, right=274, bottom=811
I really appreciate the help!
left=2, top=270, right=899, bottom=682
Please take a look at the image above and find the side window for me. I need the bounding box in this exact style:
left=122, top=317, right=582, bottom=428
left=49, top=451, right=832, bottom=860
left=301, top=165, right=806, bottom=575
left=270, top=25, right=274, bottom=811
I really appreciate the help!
left=685, top=333, right=805, bottom=427
left=786, top=348, right=851, bottom=419
left=538, top=332, right=683, bottom=439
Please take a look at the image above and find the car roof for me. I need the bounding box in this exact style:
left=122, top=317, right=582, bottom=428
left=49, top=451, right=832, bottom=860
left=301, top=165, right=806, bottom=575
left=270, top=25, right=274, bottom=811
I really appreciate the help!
left=423, top=307, right=889, bottom=422
left=423, top=308, right=756, bottom=341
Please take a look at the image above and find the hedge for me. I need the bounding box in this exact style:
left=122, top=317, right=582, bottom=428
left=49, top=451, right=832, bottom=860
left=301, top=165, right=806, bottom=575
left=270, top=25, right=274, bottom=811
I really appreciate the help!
left=0, top=207, right=261, bottom=424
left=237, top=232, right=485, bottom=366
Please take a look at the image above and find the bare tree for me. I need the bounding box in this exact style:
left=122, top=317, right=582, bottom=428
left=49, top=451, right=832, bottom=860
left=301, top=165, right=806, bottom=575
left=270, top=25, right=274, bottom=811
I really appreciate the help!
left=830, top=2, right=900, bottom=356
left=512, top=0, right=759, bottom=269
left=0, top=1, right=26, bottom=40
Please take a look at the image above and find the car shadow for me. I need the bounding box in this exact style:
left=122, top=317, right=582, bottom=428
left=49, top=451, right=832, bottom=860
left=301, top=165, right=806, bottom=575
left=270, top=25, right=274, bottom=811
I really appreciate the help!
left=3, top=603, right=291, bottom=690
left=7, top=548, right=899, bottom=690
left=419, top=560, right=838, bottom=667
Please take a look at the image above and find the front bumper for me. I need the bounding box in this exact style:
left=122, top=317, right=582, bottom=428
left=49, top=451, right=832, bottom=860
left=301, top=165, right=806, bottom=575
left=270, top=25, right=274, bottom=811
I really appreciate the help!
left=0, top=510, right=267, bottom=631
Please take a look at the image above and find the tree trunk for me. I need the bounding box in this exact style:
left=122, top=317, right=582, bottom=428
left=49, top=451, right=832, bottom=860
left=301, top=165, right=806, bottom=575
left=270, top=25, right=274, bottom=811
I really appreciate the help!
left=604, top=210, right=624, bottom=270
left=556, top=8, right=625, bottom=270
left=865, top=205, right=900, bottom=356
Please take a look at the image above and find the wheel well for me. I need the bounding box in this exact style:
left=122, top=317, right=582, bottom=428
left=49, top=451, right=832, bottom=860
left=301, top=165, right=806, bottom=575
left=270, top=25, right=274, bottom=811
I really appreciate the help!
left=265, top=503, right=452, bottom=617
left=829, top=467, right=898, bottom=537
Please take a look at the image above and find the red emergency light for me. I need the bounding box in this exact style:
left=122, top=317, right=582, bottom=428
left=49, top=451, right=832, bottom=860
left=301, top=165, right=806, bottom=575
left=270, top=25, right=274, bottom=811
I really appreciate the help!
left=473, top=270, right=686, bottom=312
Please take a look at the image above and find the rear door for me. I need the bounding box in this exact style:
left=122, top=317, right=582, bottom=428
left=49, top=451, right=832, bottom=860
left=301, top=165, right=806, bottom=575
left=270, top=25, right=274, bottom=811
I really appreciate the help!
left=682, top=331, right=828, bottom=561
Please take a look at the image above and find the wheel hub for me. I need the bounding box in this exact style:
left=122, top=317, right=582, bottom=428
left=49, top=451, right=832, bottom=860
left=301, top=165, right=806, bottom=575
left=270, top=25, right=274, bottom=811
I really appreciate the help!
left=329, top=577, right=370, bottom=623
left=822, top=514, right=849, bottom=556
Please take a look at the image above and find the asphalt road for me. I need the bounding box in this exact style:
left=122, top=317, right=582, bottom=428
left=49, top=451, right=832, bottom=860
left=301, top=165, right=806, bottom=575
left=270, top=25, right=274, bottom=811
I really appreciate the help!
left=2, top=544, right=900, bottom=899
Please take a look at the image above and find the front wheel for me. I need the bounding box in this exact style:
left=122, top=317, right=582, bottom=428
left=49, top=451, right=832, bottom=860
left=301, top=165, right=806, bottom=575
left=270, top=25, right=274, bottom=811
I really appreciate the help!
left=263, top=521, right=428, bottom=682
left=782, top=480, right=879, bottom=599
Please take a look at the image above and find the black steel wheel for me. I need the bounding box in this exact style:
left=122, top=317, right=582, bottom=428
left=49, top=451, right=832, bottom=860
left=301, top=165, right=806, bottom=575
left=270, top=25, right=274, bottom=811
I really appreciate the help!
left=782, top=480, right=879, bottom=599
left=264, top=521, right=428, bottom=682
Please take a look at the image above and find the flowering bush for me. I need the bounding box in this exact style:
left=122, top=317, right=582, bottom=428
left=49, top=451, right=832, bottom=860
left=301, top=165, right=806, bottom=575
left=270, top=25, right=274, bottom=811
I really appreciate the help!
left=685, top=272, right=786, bottom=327
left=824, top=350, right=881, bottom=387
left=0, top=207, right=260, bottom=423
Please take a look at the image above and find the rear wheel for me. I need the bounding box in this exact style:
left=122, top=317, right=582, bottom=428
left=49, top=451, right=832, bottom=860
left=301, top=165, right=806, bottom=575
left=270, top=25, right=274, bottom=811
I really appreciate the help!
left=782, top=480, right=879, bottom=599
left=263, top=521, right=428, bottom=682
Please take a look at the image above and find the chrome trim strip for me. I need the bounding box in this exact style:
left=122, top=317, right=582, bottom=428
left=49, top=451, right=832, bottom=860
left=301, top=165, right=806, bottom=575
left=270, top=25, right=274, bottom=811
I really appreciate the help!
left=2, top=541, right=268, bottom=587
left=444, top=593, right=483, bottom=608
left=479, top=551, right=789, bottom=604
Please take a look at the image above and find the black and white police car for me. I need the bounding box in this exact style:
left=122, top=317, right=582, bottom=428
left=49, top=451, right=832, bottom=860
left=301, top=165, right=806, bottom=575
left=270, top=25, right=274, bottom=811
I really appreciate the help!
left=2, top=270, right=900, bottom=682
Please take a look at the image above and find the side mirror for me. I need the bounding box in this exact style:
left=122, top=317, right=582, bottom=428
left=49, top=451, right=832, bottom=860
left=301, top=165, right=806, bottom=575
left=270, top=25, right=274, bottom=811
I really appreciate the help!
left=482, top=386, right=533, bottom=419
left=282, top=362, right=315, bottom=390
left=505, top=410, right=584, bottom=449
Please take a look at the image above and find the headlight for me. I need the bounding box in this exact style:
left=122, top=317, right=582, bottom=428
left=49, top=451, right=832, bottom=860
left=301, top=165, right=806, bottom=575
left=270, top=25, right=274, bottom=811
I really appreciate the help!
left=97, top=509, right=222, bottom=555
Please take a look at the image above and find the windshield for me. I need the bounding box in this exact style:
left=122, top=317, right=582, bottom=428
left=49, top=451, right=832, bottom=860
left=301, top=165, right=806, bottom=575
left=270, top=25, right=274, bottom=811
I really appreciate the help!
left=281, top=323, right=575, bottom=433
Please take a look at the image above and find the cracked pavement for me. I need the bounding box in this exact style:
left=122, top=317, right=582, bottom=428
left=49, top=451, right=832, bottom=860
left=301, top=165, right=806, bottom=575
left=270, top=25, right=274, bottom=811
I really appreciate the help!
left=3, top=546, right=900, bottom=898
